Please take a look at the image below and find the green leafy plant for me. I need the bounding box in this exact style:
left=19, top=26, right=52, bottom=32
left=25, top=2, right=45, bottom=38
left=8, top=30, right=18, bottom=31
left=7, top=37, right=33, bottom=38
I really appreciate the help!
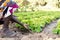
left=53, top=19, right=60, bottom=34
left=14, top=11, right=60, bottom=32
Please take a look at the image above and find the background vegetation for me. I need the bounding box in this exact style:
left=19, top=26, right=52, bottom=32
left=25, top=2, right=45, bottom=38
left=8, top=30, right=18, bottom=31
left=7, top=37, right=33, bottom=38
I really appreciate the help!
left=14, top=0, right=60, bottom=33
left=14, top=11, right=60, bottom=32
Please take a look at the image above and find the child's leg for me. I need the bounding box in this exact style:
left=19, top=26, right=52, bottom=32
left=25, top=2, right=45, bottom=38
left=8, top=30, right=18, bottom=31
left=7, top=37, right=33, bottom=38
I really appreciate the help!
left=12, top=16, right=24, bottom=26
left=3, top=17, right=9, bottom=32
left=10, top=15, right=29, bottom=29
left=2, top=17, right=16, bottom=36
left=11, top=15, right=32, bottom=33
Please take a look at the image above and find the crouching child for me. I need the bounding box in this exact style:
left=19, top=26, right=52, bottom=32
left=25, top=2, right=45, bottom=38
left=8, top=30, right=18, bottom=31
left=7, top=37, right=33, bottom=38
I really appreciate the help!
left=0, top=0, right=29, bottom=37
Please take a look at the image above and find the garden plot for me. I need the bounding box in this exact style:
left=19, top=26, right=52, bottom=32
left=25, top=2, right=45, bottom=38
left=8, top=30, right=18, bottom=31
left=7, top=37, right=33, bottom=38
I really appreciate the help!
left=14, top=11, right=60, bottom=32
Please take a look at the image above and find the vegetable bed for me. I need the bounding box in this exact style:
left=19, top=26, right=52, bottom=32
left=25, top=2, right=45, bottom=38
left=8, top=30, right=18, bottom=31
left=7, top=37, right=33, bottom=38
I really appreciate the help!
left=53, top=19, right=60, bottom=34
left=14, top=11, right=60, bottom=32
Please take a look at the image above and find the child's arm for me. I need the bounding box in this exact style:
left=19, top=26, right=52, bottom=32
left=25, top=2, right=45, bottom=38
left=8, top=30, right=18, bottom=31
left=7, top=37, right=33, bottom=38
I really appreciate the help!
left=0, top=0, right=10, bottom=19
left=0, top=7, right=8, bottom=19
left=0, top=7, right=4, bottom=19
left=1, top=7, right=8, bottom=19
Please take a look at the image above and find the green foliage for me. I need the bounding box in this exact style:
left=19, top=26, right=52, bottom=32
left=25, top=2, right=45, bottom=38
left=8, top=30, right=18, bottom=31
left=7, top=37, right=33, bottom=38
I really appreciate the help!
left=53, top=19, right=60, bottom=34
left=14, top=11, right=60, bottom=32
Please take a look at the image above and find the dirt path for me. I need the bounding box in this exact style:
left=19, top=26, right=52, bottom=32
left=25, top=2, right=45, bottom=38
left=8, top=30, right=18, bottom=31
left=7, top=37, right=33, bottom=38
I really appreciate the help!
left=42, top=20, right=57, bottom=36
left=0, top=20, right=60, bottom=40
left=21, top=20, right=60, bottom=40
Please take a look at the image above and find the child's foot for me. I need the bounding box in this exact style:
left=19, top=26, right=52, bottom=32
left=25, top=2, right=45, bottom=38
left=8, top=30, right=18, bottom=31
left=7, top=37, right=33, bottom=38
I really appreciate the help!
left=23, top=24, right=32, bottom=33
left=23, top=24, right=29, bottom=30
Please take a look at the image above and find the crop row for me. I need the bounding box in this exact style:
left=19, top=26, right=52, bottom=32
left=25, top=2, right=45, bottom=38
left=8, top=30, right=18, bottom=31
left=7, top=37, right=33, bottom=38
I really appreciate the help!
left=53, top=19, right=60, bottom=34
left=14, top=11, right=60, bottom=32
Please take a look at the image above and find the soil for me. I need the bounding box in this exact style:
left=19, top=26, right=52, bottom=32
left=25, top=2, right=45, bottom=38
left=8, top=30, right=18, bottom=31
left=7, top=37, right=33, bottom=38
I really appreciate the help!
left=0, top=20, right=60, bottom=40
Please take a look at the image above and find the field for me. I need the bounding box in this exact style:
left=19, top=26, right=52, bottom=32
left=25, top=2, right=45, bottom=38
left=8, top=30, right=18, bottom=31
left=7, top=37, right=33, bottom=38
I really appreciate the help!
left=14, top=11, right=60, bottom=32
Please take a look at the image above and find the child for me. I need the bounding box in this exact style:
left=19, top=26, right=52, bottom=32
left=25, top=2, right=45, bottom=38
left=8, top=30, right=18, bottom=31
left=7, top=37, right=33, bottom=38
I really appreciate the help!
left=0, top=0, right=29, bottom=37
left=0, top=0, right=19, bottom=19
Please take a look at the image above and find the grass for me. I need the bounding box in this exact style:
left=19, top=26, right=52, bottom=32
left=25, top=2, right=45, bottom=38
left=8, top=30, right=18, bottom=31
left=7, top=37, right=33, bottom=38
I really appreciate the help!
left=14, top=11, right=60, bottom=32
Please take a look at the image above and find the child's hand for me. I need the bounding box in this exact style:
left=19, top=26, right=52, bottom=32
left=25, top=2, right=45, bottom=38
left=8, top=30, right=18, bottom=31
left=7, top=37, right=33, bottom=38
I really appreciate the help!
left=0, top=8, right=3, bottom=12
